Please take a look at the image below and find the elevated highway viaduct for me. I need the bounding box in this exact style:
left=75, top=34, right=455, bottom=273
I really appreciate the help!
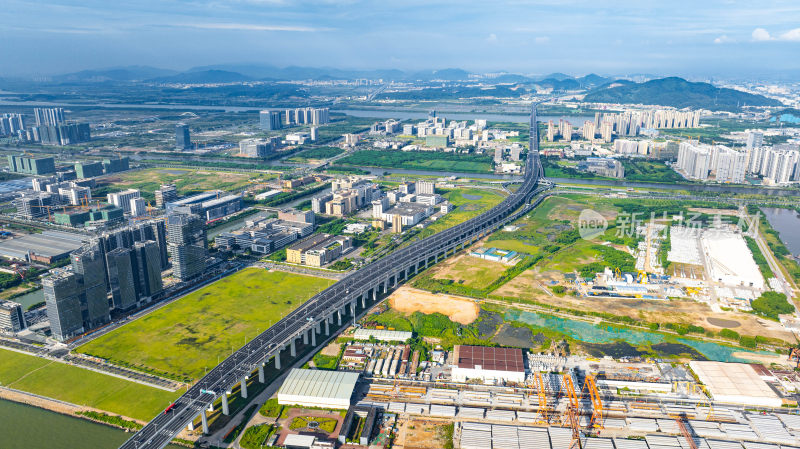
left=119, top=103, right=547, bottom=449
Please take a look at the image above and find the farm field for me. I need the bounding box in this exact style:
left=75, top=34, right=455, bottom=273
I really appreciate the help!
left=77, top=268, right=334, bottom=381
left=0, top=348, right=176, bottom=421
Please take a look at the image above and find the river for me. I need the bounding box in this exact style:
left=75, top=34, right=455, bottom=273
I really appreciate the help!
left=0, top=399, right=182, bottom=449
left=761, top=207, right=800, bottom=258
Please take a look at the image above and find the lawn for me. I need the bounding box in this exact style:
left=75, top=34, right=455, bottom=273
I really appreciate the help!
left=418, top=187, right=505, bottom=239
left=77, top=268, right=334, bottom=381
left=0, top=349, right=176, bottom=421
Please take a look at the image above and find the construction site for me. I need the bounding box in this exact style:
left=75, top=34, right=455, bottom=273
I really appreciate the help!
left=333, top=338, right=800, bottom=449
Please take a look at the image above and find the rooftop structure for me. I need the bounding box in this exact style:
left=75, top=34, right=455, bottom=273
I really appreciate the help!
left=701, top=229, right=765, bottom=291
left=451, top=345, right=525, bottom=384
left=0, top=230, right=85, bottom=263
left=352, top=328, right=413, bottom=342
left=689, top=361, right=782, bottom=407
left=277, top=369, right=359, bottom=409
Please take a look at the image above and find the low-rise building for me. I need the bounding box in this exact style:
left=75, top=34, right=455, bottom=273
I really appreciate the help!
left=286, top=234, right=352, bottom=267
left=381, top=203, right=434, bottom=227
left=451, top=345, right=526, bottom=384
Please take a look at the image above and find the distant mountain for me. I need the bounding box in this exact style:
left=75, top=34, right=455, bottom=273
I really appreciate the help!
left=535, top=78, right=582, bottom=91
left=489, top=74, right=534, bottom=84
left=575, top=73, right=611, bottom=88
left=147, top=70, right=253, bottom=84
left=56, top=66, right=178, bottom=82
left=583, top=77, right=782, bottom=111
left=540, top=72, right=573, bottom=81
left=186, top=64, right=407, bottom=81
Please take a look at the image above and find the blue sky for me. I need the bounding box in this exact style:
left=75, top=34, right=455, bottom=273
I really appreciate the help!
left=2, top=0, right=799, bottom=77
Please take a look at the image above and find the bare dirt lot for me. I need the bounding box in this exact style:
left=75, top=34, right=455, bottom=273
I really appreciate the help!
left=388, top=286, right=480, bottom=325
left=394, top=419, right=450, bottom=449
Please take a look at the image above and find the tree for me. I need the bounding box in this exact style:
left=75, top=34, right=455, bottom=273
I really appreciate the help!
left=751, top=292, right=794, bottom=320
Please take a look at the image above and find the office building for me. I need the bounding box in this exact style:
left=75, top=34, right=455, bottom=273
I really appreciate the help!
left=34, top=107, right=64, bottom=126
left=202, top=195, right=242, bottom=221
left=107, top=189, right=141, bottom=213
left=58, top=185, right=91, bottom=206
left=75, top=161, right=104, bottom=179
left=43, top=269, right=85, bottom=341
left=259, top=110, right=282, bottom=131
left=0, top=300, right=26, bottom=333
left=130, top=197, right=147, bottom=217
left=133, top=240, right=163, bottom=298
left=167, top=213, right=207, bottom=281
left=7, top=155, right=56, bottom=175
left=286, top=234, right=352, bottom=267
left=106, top=247, right=138, bottom=311
left=71, top=246, right=110, bottom=328
left=176, top=124, right=191, bottom=150
left=102, top=157, right=130, bottom=174
left=14, top=192, right=56, bottom=220
left=278, top=209, right=315, bottom=226
left=154, top=184, right=178, bottom=208
left=238, top=138, right=273, bottom=158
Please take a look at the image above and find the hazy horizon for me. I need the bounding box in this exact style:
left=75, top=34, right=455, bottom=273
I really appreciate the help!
left=2, top=0, right=800, bottom=79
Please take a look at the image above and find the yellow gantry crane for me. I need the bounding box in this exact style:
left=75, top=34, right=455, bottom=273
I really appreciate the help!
left=534, top=372, right=549, bottom=424
left=583, top=374, right=604, bottom=429
left=562, top=373, right=580, bottom=426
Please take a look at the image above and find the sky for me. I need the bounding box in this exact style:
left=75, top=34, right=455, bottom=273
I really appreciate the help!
left=2, top=0, right=800, bottom=78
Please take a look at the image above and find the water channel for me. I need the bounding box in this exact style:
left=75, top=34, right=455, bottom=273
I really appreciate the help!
left=0, top=399, right=182, bottom=449
left=761, top=207, right=800, bottom=258
left=505, top=309, right=772, bottom=363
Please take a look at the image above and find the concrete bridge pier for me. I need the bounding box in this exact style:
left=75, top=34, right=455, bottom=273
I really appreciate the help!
left=187, top=421, right=194, bottom=431
left=207, top=403, right=214, bottom=412
left=372, top=288, right=377, bottom=301
left=272, top=354, right=279, bottom=371
left=324, top=318, right=330, bottom=335
left=303, top=330, right=308, bottom=345
left=221, top=394, right=230, bottom=416
left=201, top=410, right=209, bottom=434
left=290, top=338, right=296, bottom=357
left=241, top=377, right=248, bottom=398
left=311, top=327, right=316, bottom=346
left=361, top=292, right=367, bottom=309
left=337, top=309, right=342, bottom=326
left=383, top=281, right=388, bottom=294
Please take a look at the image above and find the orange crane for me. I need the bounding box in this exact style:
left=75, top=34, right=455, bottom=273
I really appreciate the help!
left=583, top=374, right=604, bottom=429
left=675, top=414, right=698, bottom=449
left=562, top=373, right=580, bottom=426
left=534, top=372, right=549, bottom=424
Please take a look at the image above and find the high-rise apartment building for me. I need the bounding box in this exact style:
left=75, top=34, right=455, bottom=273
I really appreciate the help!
left=0, top=300, right=26, bottom=333
left=745, top=131, right=764, bottom=150
left=176, top=124, right=191, bottom=150
left=167, top=213, right=207, bottom=281
left=34, top=107, right=65, bottom=126
left=416, top=180, right=435, bottom=195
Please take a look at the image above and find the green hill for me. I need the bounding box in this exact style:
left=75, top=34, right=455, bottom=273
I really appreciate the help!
left=583, top=77, right=781, bottom=111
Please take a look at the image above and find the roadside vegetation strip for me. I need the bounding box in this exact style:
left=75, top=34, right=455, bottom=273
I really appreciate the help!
left=76, top=268, right=334, bottom=381
left=750, top=205, right=800, bottom=287
left=0, top=348, right=177, bottom=421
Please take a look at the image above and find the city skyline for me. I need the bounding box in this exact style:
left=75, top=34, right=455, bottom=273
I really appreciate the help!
left=2, top=0, right=800, bottom=78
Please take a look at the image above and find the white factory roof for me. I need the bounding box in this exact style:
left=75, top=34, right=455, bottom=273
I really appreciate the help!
left=701, top=230, right=765, bottom=291
left=689, top=361, right=782, bottom=407
left=352, top=328, right=412, bottom=342
left=277, top=369, right=359, bottom=409
left=667, top=226, right=703, bottom=266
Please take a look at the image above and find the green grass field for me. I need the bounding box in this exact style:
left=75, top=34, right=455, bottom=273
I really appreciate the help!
left=0, top=349, right=176, bottom=421
left=98, top=168, right=276, bottom=200
left=77, top=269, right=334, bottom=381
left=434, top=256, right=508, bottom=289
left=420, top=188, right=505, bottom=238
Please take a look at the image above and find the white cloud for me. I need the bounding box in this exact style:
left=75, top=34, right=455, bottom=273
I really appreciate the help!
left=713, top=35, right=730, bottom=44
left=534, top=36, right=549, bottom=44
left=183, top=22, right=331, bottom=32
left=751, top=27, right=772, bottom=41
left=486, top=33, right=498, bottom=43
left=779, top=28, right=800, bottom=41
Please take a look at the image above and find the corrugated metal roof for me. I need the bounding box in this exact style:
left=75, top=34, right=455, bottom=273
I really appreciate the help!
left=277, top=368, right=359, bottom=402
